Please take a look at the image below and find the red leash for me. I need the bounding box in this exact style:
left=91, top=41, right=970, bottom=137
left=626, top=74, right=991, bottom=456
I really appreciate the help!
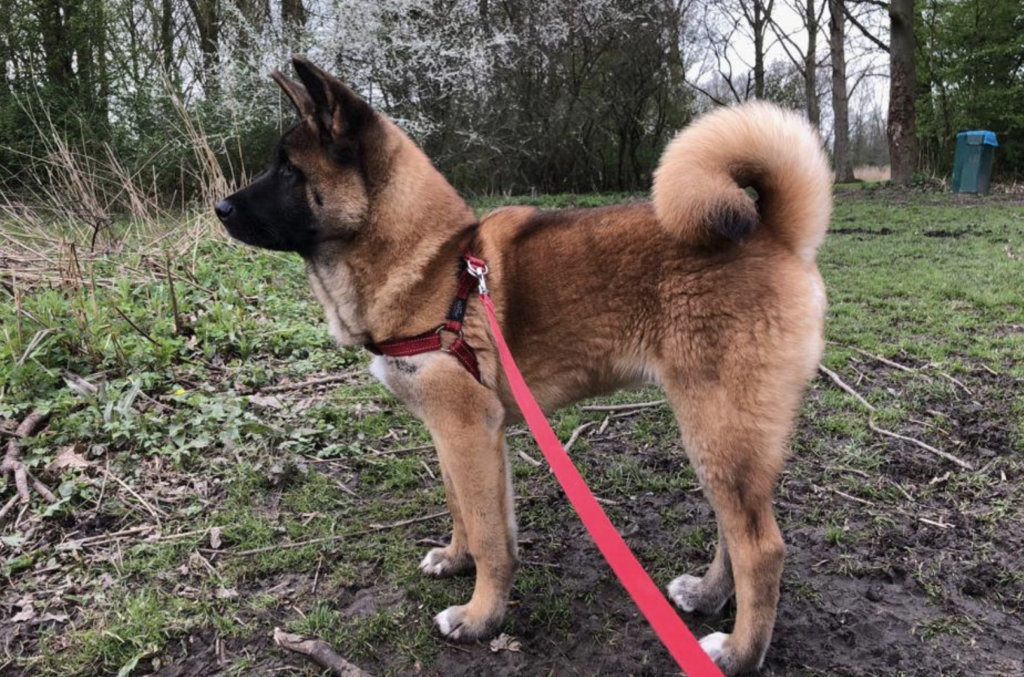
left=465, top=255, right=725, bottom=677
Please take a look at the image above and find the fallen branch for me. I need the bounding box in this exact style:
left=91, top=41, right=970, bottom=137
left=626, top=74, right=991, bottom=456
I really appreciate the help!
left=847, top=347, right=916, bottom=373
left=563, top=421, right=596, bottom=453
left=99, top=467, right=169, bottom=521
left=258, top=372, right=357, bottom=394
left=373, top=443, right=434, bottom=456
left=2, top=410, right=55, bottom=513
left=214, top=510, right=450, bottom=557
left=579, top=400, right=666, bottom=412
left=867, top=419, right=973, bottom=470
left=273, top=628, right=374, bottom=676
left=517, top=449, right=542, bottom=467
left=937, top=372, right=974, bottom=397
left=818, top=364, right=876, bottom=412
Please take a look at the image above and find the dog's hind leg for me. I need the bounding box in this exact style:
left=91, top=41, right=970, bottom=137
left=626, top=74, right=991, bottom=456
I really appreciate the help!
left=416, top=368, right=517, bottom=641
left=663, top=377, right=793, bottom=676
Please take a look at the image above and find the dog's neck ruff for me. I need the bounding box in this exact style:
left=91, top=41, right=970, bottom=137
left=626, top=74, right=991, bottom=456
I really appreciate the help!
left=364, top=253, right=487, bottom=382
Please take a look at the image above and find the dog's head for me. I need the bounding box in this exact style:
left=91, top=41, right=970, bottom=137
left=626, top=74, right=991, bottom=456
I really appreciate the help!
left=216, top=57, right=383, bottom=256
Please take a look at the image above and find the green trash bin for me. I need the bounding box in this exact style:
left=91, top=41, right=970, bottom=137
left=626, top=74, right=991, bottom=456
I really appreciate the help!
left=952, top=130, right=998, bottom=194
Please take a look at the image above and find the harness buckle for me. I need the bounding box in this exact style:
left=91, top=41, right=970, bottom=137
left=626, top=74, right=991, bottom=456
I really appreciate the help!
left=465, top=260, right=489, bottom=296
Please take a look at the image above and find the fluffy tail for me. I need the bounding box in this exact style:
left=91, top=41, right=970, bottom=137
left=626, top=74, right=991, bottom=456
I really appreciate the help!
left=652, top=101, right=832, bottom=262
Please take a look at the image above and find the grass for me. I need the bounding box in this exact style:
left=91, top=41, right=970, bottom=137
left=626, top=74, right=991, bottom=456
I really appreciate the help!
left=2, top=187, right=1023, bottom=676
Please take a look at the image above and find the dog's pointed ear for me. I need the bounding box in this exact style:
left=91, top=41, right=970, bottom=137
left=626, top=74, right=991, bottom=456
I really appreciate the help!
left=271, top=70, right=314, bottom=119
left=291, top=55, right=372, bottom=139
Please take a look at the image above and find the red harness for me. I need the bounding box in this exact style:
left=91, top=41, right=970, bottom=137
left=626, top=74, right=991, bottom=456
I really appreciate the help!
left=364, top=253, right=488, bottom=381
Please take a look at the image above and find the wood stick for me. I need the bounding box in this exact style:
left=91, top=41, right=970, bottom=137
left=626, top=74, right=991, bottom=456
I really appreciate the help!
left=99, top=468, right=169, bottom=521
left=579, top=400, right=666, bottom=412
left=937, top=372, right=974, bottom=397
left=563, top=421, right=596, bottom=453
left=849, top=347, right=916, bottom=372
left=818, top=364, right=876, bottom=412
left=517, top=449, right=542, bottom=467
left=273, top=628, right=374, bottom=676
left=258, top=372, right=357, bottom=394
left=868, top=420, right=973, bottom=470
left=216, top=510, right=450, bottom=557
left=3, top=410, right=53, bottom=504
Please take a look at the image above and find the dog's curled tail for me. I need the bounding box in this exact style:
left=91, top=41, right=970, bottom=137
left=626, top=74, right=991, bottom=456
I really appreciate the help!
left=652, top=101, right=832, bottom=262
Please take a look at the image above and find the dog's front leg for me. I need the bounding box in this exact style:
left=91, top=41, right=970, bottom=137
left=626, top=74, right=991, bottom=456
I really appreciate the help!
left=419, top=381, right=517, bottom=641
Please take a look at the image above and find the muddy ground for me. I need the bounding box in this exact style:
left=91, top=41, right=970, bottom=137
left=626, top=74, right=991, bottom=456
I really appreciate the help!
left=139, top=364, right=1024, bottom=675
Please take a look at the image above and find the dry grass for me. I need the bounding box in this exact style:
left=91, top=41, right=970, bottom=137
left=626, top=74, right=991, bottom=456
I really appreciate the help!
left=854, top=165, right=891, bottom=182
left=1, top=90, right=240, bottom=291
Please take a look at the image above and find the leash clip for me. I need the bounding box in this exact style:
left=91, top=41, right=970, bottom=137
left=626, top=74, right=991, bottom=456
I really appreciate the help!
left=465, top=260, right=489, bottom=297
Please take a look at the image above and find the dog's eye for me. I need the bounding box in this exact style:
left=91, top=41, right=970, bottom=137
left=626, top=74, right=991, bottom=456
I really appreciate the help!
left=280, top=161, right=303, bottom=180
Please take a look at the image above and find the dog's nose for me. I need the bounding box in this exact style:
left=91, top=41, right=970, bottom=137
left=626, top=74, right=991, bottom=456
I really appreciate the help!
left=214, top=200, right=234, bottom=221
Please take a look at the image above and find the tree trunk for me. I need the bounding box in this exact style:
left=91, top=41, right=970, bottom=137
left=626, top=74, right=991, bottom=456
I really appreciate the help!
left=888, top=0, right=917, bottom=186
left=185, top=0, right=220, bottom=96
left=829, top=0, right=854, bottom=182
left=752, top=1, right=770, bottom=98
left=161, top=0, right=175, bottom=75
left=805, top=0, right=820, bottom=127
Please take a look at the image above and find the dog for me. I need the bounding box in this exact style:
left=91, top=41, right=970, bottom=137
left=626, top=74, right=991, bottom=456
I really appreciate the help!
left=216, top=56, right=831, bottom=675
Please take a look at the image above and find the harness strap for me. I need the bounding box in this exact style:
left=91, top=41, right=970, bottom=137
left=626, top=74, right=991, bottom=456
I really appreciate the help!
left=365, top=264, right=481, bottom=381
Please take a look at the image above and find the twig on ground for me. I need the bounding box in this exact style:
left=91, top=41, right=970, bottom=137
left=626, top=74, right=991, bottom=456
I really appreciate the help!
left=273, top=628, right=374, bottom=676
left=112, top=305, right=160, bottom=347
left=165, top=253, right=182, bottom=335
left=214, top=510, right=450, bottom=557
left=56, top=525, right=156, bottom=550
left=334, top=481, right=360, bottom=499
left=849, top=347, right=917, bottom=373
left=2, top=410, right=54, bottom=511
left=312, top=555, right=324, bottom=595
left=918, top=517, right=953, bottom=529
left=563, top=421, right=596, bottom=452
left=517, top=449, right=542, bottom=467
left=867, top=419, right=973, bottom=470
left=374, top=431, right=529, bottom=456
left=937, top=372, right=974, bottom=397
left=579, top=400, right=666, bottom=412
left=818, top=364, right=876, bottom=412
left=98, top=467, right=169, bottom=521
left=258, top=372, right=357, bottom=394
left=419, top=459, right=436, bottom=480
left=0, top=495, right=18, bottom=521
left=374, top=443, right=434, bottom=456
left=825, top=486, right=875, bottom=507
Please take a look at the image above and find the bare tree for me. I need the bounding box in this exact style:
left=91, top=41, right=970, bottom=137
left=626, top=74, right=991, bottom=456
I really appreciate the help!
left=770, top=0, right=826, bottom=126
left=686, top=0, right=776, bottom=104
left=829, top=0, right=855, bottom=181
left=740, top=0, right=776, bottom=98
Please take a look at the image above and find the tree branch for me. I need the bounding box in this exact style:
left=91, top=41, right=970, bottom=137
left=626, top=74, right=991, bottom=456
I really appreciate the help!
left=843, top=3, right=889, bottom=52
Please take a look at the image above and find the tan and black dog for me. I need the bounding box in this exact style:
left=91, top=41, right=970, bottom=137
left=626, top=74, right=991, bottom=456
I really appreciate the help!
left=216, top=56, right=831, bottom=675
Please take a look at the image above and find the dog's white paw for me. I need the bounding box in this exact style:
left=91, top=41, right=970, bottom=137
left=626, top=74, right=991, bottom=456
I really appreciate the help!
left=434, top=605, right=465, bottom=639
left=419, top=550, right=448, bottom=576
left=667, top=574, right=703, bottom=612
left=419, top=547, right=472, bottom=577
left=433, top=603, right=502, bottom=641
left=699, top=631, right=730, bottom=663
left=668, top=573, right=730, bottom=614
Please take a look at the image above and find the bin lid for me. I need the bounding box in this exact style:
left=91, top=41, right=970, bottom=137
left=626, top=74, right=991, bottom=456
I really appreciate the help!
left=957, top=130, right=999, bottom=147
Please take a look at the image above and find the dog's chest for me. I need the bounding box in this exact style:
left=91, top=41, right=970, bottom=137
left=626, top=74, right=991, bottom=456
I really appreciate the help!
left=306, top=261, right=366, bottom=345
left=368, top=353, right=442, bottom=416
